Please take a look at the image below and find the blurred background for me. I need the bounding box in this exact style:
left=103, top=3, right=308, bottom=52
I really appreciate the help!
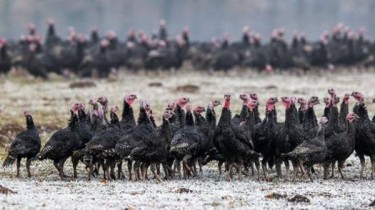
left=0, top=0, right=374, bottom=41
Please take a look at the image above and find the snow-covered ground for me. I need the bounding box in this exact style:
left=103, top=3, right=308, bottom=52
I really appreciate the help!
left=0, top=155, right=374, bottom=209
left=1, top=69, right=375, bottom=209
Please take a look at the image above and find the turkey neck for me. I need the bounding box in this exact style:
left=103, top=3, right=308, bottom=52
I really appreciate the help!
left=168, top=114, right=177, bottom=124
left=47, top=24, right=55, bottom=37
left=254, top=105, right=262, bottom=123
left=292, top=38, right=298, bottom=49
left=339, top=100, right=349, bottom=125
left=346, top=121, right=356, bottom=139
left=90, top=115, right=101, bottom=131
left=223, top=99, right=230, bottom=109
left=150, top=116, right=157, bottom=128
left=266, top=110, right=277, bottom=130
left=298, top=105, right=306, bottom=123
left=26, top=116, right=36, bottom=130
left=306, top=106, right=318, bottom=127
left=323, top=106, right=330, bottom=119
left=1, top=44, right=8, bottom=58
left=161, top=118, right=172, bottom=144
left=121, top=101, right=135, bottom=125
left=292, top=104, right=299, bottom=124
left=91, top=31, right=99, bottom=43
left=68, top=113, right=79, bottom=132
left=35, top=42, right=42, bottom=53
left=239, top=104, right=249, bottom=122
left=357, top=103, right=370, bottom=121
left=78, top=110, right=89, bottom=123
left=174, top=104, right=186, bottom=128
left=242, top=34, right=250, bottom=45
left=109, top=39, right=118, bottom=50
left=101, top=104, right=109, bottom=125
left=76, top=41, right=84, bottom=58
left=218, top=108, right=232, bottom=127
left=110, top=112, right=121, bottom=129
left=205, top=106, right=217, bottom=130
left=284, top=105, right=298, bottom=128
left=137, top=108, right=149, bottom=125
left=244, top=109, right=256, bottom=133
left=328, top=106, right=340, bottom=130
left=100, top=45, right=107, bottom=54
left=183, top=33, right=190, bottom=46
left=185, top=110, right=194, bottom=126
left=316, top=124, right=325, bottom=141
left=194, top=112, right=208, bottom=127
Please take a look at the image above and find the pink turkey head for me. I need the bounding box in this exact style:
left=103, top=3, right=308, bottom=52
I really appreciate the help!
left=281, top=96, right=292, bottom=109
left=351, top=91, right=364, bottom=103
left=193, top=105, right=205, bottom=114
left=177, top=97, right=190, bottom=108
left=346, top=112, right=358, bottom=122
left=70, top=102, right=81, bottom=114
left=266, top=97, right=278, bottom=111
left=239, top=94, right=250, bottom=104
left=247, top=99, right=258, bottom=111
left=124, top=94, right=137, bottom=106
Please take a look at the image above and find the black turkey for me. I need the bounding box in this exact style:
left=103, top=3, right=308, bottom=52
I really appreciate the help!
left=3, top=111, right=41, bottom=177
left=282, top=117, right=328, bottom=182
left=37, top=103, right=81, bottom=179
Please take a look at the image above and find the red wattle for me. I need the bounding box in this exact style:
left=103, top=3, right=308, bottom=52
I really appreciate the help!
left=266, top=104, right=274, bottom=111
left=224, top=99, right=230, bottom=109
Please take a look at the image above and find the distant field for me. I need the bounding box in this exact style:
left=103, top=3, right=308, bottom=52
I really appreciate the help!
left=2, top=68, right=375, bottom=127
left=1, top=68, right=375, bottom=209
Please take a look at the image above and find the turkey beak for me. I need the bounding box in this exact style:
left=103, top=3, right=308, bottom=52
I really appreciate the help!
left=354, top=114, right=359, bottom=119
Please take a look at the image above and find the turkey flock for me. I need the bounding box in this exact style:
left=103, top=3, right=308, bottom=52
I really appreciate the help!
left=0, top=20, right=374, bottom=79
left=3, top=89, right=375, bottom=182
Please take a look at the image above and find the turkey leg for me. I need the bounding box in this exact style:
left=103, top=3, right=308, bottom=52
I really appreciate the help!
left=16, top=157, right=22, bottom=178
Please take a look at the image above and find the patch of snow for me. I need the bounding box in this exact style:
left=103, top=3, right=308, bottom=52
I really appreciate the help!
left=0, top=155, right=374, bottom=209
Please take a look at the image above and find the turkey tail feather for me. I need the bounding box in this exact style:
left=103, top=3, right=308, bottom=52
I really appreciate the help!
left=2, top=155, right=16, bottom=167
